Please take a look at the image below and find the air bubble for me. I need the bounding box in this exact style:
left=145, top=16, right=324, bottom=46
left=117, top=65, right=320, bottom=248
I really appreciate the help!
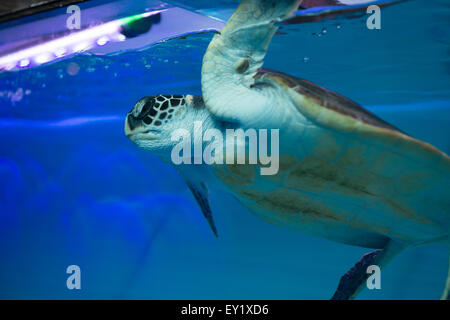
left=67, top=62, right=79, bottom=76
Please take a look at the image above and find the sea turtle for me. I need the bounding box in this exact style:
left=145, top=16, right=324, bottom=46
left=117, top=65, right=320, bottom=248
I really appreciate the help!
left=124, top=0, right=450, bottom=299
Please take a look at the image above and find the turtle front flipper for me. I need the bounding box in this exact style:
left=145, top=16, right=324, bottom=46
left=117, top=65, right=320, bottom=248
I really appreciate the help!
left=186, top=180, right=218, bottom=238
left=179, top=168, right=218, bottom=238
left=201, top=0, right=301, bottom=125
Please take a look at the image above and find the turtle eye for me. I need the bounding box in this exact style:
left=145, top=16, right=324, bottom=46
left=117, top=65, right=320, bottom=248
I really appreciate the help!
left=137, top=98, right=156, bottom=118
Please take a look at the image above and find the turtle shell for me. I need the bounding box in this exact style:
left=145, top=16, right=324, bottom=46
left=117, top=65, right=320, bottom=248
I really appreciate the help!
left=211, top=69, right=450, bottom=249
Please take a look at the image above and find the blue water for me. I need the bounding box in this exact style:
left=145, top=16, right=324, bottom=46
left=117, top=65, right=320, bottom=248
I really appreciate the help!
left=0, top=0, right=449, bottom=299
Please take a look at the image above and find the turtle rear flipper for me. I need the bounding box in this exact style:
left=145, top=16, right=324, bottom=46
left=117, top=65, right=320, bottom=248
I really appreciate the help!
left=331, top=240, right=405, bottom=300
left=442, top=250, right=450, bottom=300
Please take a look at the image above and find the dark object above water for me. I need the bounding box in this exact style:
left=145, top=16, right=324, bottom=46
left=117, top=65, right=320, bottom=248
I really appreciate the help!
left=120, top=12, right=162, bottom=38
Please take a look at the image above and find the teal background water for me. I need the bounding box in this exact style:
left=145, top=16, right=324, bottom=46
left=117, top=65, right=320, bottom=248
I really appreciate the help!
left=0, top=0, right=449, bottom=299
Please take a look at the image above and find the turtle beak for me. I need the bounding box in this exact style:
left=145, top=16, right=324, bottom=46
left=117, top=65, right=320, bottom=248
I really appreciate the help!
left=125, top=113, right=159, bottom=140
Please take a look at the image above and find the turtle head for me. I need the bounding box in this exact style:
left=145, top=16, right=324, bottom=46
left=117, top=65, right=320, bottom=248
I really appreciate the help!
left=125, top=94, right=205, bottom=158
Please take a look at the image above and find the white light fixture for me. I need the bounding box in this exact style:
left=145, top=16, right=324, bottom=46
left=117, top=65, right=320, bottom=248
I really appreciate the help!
left=72, top=41, right=90, bottom=52
left=96, top=36, right=109, bottom=46
left=35, top=53, right=53, bottom=64
left=18, top=59, right=30, bottom=67
left=54, top=48, right=67, bottom=57
left=0, top=9, right=166, bottom=70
